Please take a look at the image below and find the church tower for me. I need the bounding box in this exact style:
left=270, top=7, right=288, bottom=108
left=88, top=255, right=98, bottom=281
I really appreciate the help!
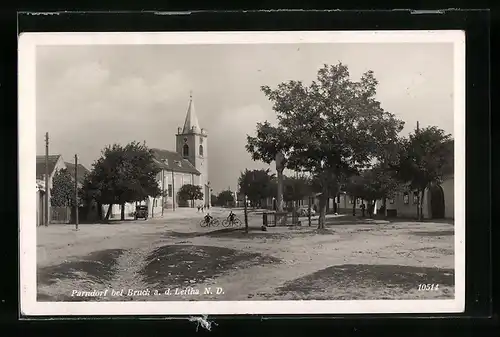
left=176, top=92, right=210, bottom=207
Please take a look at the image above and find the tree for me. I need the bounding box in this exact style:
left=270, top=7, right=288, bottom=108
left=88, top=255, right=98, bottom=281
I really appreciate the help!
left=283, top=175, right=311, bottom=205
left=80, top=141, right=162, bottom=221
left=217, top=190, right=235, bottom=207
left=393, top=126, right=453, bottom=220
left=247, top=63, right=404, bottom=228
left=51, top=168, right=77, bottom=207
left=210, top=193, right=218, bottom=206
left=177, top=184, right=204, bottom=208
left=238, top=169, right=276, bottom=207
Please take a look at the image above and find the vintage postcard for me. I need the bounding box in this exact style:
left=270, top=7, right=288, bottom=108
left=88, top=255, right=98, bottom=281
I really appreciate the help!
left=19, top=30, right=465, bottom=316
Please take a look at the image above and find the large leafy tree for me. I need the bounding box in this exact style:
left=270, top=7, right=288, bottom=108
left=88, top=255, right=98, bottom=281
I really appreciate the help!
left=393, top=126, right=453, bottom=220
left=81, top=141, right=162, bottom=221
left=283, top=175, right=312, bottom=203
left=238, top=169, right=276, bottom=207
left=247, top=63, right=404, bottom=228
left=217, top=190, right=235, bottom=207
left=51, top=168, right=78, bottom=207
left=177, top=184, right=204, bottom=208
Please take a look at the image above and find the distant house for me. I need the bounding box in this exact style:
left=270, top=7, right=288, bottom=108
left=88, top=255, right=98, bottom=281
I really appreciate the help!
left=36, top=155, right=91, bottom=225
left=36, top=154, right=66, bottom=226
left=64, top=162, right=90, bottom=187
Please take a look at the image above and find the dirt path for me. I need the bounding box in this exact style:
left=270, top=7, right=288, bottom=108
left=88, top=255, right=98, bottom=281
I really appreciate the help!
left=37, top=214, right=455, bottom=301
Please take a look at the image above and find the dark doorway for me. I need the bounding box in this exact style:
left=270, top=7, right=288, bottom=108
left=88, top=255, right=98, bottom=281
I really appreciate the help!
left=429, top=185, right=445, bottom=219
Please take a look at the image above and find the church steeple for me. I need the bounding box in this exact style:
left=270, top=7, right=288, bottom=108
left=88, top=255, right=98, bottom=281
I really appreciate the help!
left=181, top=91, right=200, bottom=134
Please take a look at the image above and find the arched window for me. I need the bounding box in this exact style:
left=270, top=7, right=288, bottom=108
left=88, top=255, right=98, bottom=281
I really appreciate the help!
left=183, top=144, right=189, bottom=157
left=199, top=145, right=204, bottom=157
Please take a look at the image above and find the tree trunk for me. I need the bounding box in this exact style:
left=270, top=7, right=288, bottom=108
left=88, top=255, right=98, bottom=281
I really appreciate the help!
left=382, top=198, right=387, bottom=217
left=97, top=201, right=103, bottom=220
left=244, top=195, right=249, bottom=233
left=120, top=203, right=125, bottom=221
left=352, top=198, right=356, bottom=216
left=317, top=193, right=327, bottom=229
left=419, top=189, right=425, bottom=221
left=276, top=168, right=284, bottom=212
left=104, top=204, right=113, bottom=221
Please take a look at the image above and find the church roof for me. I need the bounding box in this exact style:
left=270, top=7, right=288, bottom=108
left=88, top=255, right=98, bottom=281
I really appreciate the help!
left=151, top=148, right=201, bottom=175
left=181, top=93, right=201, bottom=134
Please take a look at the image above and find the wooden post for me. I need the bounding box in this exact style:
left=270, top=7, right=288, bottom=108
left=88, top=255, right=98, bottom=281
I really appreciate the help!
left=74, top=154, right=79, bottom=230
left=171, top=170, right=176, bottom=211
left=44, top=132, right=49, bottom=226
left=244, top=195, right=249, bottom=233
left=308, top=196, right=312, bottom=227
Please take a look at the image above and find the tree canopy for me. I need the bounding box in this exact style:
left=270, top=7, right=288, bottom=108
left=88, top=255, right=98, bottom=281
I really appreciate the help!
left=283, top=175, right=312, bottom=202
left=51, top=168, right=78, bottom=207
left=81, top=141, right=162, bottom=220
left=238, top=168, right=275, bottom=207
left=177, top=184, right=204, bottom=207
left=392, top=126, right=454, bottom=219
left=246, top=63, right=404, bottom=227
left=216, top=190, right=235, bottom=207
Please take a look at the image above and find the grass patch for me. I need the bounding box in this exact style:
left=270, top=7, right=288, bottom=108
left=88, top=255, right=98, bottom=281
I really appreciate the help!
left=37, top=248, right=125, bottom=286
left=272, top=264, right=454, bottom=300
left=141, top=244, right=281, bottom=288
left=412, top=230, right=454, bottom=237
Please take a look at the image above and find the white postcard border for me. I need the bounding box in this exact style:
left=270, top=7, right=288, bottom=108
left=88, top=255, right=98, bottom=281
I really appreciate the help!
left=19, top=30, right=466, bottom=316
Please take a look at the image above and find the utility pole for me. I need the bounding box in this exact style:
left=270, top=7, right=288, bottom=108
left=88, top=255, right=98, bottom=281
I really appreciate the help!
left=161, top=171, right=165, bottom=217
left=74, top=154, right=79, bottom=231
left=44, top=132, right=49, bottom=227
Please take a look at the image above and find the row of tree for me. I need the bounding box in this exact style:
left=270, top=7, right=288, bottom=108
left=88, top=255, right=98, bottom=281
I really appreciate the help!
left=245, top=63, right=454, bottom=228
left=237, top=168, right=311, bottom=208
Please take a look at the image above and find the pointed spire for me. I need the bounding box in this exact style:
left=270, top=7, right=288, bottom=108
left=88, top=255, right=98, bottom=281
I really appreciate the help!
left=416, top=121, right=420, bottom=133
left=181, top=91, right=200, bottom=134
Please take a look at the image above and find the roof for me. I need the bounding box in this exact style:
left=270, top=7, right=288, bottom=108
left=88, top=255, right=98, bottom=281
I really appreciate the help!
left=181, top=93, right=201, bottom=134
left=64, top=162, right=90, bottom=184
left=36, top=155, right=61, bottom=179
left=150, top=148, right=201, bottom=175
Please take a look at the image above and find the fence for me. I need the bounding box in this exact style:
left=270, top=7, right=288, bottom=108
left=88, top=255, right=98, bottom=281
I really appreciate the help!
left=262, top=211, right=300, bottom=227
left=51, top=206, right=71, bottom=223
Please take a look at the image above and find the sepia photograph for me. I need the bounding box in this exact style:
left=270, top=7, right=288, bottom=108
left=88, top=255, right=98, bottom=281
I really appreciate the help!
left=19, top=31, right=465, bottom=316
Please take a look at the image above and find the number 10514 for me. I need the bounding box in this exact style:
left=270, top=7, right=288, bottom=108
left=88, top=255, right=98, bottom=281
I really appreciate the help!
left=418, top=284, right=439, bottom=291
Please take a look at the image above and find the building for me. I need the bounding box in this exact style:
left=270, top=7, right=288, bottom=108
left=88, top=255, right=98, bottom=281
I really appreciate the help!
left=35, top=155, right=90, bottom=225
left=386, top=174, right=454, bottom=219
left=103, top=93, right=211, bottom=219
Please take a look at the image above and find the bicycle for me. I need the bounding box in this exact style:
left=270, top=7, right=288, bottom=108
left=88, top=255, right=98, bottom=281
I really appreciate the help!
left=199, top=217, right=220, bottom=228
left=222, top=217, right=242, bottom=227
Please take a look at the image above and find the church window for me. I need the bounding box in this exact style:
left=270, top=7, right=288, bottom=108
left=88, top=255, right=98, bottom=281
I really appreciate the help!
left=403, top=192, right=409, bottom=204
left=183, top=144, right=189, bottom=157
left=168, top=184, right=172, bottom=197
left=199, top=145, right=204, bottom=157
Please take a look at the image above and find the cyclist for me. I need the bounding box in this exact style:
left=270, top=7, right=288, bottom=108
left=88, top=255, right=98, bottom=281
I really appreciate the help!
left=227, top=211, right=236, bottom=223
left=204, top=212, right=213, bottom=225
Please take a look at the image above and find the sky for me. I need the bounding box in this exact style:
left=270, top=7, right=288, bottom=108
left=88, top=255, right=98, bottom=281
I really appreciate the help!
left=36, top=42, right=454, bottom=193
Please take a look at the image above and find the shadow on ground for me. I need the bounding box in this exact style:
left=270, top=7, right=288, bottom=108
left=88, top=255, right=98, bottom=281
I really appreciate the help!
left=37, top=248, right=126, bottom=302
left=411, top=230, right=454, bottom=237
left=141, top=244, right=281, bottom=288
left=164, top=227, right=290, bottom=240
left=37, top=248, right=125, bottom=286
left=264, top=264, right=454, bottom=300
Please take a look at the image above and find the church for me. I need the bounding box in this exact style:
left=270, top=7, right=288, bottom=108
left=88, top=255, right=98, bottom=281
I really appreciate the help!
left=104, top=93, right=211, bottom=219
